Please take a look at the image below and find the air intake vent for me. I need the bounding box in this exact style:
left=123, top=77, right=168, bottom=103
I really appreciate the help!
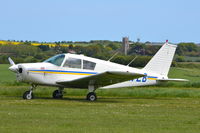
left=19, top=68, right=23, bottom=73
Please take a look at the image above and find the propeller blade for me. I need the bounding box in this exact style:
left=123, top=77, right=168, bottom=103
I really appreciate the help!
left=8, top=65, right=18, bottom=72
left=8, top=57, right=15, bottom=66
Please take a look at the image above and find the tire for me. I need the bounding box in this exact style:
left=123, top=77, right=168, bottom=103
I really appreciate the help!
left=52, top=90, right=63, bottom=99
left=86, top=92, right=97, bottom=101
left=23, top=91, right=34, bottom=100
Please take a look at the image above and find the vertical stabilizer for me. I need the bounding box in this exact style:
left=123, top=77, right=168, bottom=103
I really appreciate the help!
left=143, top=43, right=177, bottom=77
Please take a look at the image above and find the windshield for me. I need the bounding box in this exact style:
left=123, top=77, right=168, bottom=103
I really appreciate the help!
left=44, top=54, right=65, bottom=66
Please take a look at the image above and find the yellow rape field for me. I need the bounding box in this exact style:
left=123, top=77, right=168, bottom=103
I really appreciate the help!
left=0, top=41, right=21, bottom=45
left=0, top=40, right=69, bottom=47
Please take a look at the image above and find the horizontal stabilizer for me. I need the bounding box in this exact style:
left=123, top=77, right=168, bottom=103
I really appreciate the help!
left=157, top=78, right=189, bottom=82
left=57, top=71, right=145, bottom=88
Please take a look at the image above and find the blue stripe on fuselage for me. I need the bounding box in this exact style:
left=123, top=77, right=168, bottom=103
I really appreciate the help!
left=29, top=70, right=98, bottom=74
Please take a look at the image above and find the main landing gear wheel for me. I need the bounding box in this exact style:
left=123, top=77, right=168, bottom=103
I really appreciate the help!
left=23, top=91, right=34, bottom=100
left=52, top=90, right=63, bottom=99
left=86, top=92, right=97, bottom=101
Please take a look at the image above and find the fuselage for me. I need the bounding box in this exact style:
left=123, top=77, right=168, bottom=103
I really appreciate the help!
left=14, top=53, right=164, bottom=89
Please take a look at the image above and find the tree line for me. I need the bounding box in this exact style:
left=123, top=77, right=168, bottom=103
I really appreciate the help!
left=0, top=41, right=199, bottom=67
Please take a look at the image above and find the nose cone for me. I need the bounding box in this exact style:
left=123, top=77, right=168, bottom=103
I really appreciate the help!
left=9, top=65, right=18, bottom=72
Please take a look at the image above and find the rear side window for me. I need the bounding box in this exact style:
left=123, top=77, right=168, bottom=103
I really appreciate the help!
left=64, top=58, right=81, bottom=69
left=83, top=60, right=96, bottom=70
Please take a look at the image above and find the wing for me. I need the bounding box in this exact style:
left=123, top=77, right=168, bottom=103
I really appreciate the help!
left=56, top=71, right=145, bottom=88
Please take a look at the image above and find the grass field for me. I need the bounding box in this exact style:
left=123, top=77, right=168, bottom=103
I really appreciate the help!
left=1, top=96, right=200, bottom=133
left=1, top=64, right=200, bottom=133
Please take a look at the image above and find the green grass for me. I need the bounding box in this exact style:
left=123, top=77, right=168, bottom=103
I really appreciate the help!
left=0, top=64, right=16, bottom=83
left=1, top=64, right=200, bottom=132
left=2, top=86, right=200, bottom=99
left=0, top=96, right=200, bottom=133
left=162, top=67, right=200, bottom=87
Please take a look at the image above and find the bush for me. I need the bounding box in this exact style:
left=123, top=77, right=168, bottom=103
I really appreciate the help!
left=175, top=56, right=185, bottom=62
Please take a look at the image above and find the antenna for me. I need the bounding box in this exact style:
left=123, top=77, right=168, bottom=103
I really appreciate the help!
left=108, top=52, right=119, bottom=61
left=127, top=56, right=138, bottom=66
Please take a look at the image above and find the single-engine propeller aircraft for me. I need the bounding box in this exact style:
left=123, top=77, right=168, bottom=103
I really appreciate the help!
left=8, top=42, right=188, bottom=101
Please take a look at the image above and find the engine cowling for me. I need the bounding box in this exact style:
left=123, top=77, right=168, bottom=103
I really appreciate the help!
left=16, top=65, right=28, bottom=82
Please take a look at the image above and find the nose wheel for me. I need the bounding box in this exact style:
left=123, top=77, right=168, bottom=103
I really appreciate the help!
left=23, top=84, right=37, bottom=100
left=23, top=90, right=34, bottom=100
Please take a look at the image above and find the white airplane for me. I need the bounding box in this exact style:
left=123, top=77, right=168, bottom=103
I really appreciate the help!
left=8, top=42, right=188, bottom=101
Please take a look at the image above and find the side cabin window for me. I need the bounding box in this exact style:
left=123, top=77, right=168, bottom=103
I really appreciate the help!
left=64, top=58, right=81, bottom=69
left=83, top=60, right=96, bottom=70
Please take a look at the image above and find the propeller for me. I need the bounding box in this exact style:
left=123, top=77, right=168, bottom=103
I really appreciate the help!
left=8, top=57, right=19, bottom=73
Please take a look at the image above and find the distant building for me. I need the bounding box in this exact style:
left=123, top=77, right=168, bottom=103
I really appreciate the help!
left=145, top=42, right=164, bottom=45
left=122, top=37, right=129, bottom=55
left=68, top=50, right=76, bottom=54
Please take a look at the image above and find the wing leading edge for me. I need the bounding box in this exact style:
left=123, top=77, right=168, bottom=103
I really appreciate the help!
left=56, top=71, right=145, bottom=88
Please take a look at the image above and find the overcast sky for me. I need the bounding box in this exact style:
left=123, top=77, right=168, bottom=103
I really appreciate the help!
left=0, top=0, right=200, bottom=43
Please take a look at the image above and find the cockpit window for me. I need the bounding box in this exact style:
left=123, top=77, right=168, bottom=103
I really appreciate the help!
left=63, top=58, right=81, bottom=69
left=83, top=60, right=96, bottom=70
left=44, top=54, right=65, bottom=66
